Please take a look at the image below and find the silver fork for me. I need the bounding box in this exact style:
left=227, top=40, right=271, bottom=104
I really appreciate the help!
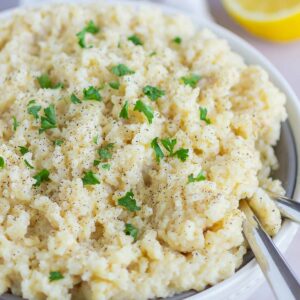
left=241, top=195, right=300, bottom=300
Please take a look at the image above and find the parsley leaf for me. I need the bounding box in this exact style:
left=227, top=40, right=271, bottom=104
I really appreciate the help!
left=83, top=86, right=102, bottom=101
left=93, top=159, right=100, bottom=166
left=161, top=138, right=177, bottom=156
left=24, top=159, right=34, bottom=169
left=173, top=148, right=189, bottom=162
left=151, top=137, right=164, bottom=163
left=98, top=143, right=114, bottom=161
left=12, top=116, right=19, bottom=131
left=0, top=157, right=5, bottom=169
left=124, top=223, right=138, bottom=241
left=149, top=51, right=157, bottom=57
left=109, top=81, right=120, bottom=90
left=134, top=100, right=154, bottom=124
left=172, top=36, right=182, bottom=44
left=54, top=140, right=63, bottom=146
left=143, top=85, right=165, bottom=101
left=76, top=20, right=100, bottom=48
left=181, top=74, right=201, bottom=88
left=119, top=101, right=129, bottom=119
left=39, top=104, right=57, bottom=134
left=199, top=107, right=211, bottom=124
left=111, top=64, right=135, bottom=77
left=128, top=34, right=143, bottom=46
left=33, top=169, right=50, bottom=187
left=101, top=163, right=111, bottom=170
left=82, top=171, right=100, bottom=185
left=118, top=190, right=141, bottom=212
left=188, top=171, right=206, bottom=183
left=28, top=100, right=36, bottom=106
left=19, top=146, right=29, bottom=155
left=49, top=271, right=64, bottom=282
left=70, top=93, right=82, bottom=104
left=93, top=135, right=99, bottom=145
left=37, top=74, right=63, bottom=89
left=28, top=104, right=42, bottom=119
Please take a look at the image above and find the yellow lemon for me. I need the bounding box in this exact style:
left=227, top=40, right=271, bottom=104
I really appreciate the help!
left=222, top=0, right=300, bottom=42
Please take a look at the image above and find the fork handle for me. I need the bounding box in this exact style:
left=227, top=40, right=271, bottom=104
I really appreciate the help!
left=241, top=200, right=300, bottom=300
left=273, top=196, right=300, bottom=224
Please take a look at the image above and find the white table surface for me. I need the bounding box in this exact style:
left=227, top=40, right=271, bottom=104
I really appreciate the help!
left=0, top=1, right=299, bottom=300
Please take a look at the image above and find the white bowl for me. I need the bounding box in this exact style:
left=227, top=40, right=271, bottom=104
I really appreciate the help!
left=0, top=1, right=299, bottom=300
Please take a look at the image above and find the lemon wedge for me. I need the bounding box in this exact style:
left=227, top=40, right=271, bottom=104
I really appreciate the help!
left=222, top=0, right=300, bottom=41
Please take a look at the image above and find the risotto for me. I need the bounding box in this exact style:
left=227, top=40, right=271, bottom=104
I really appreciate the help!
left=0, top=3, right=286, bottom=300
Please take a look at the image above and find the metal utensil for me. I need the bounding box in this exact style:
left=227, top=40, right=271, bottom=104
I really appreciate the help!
left=241, top=200, right=300, bottom=300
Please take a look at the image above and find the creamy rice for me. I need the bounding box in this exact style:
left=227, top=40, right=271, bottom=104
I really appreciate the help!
left=0, top=3, right=286, bottom=300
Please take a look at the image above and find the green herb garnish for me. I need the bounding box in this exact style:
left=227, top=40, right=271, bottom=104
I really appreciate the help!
left=118, top=190, right=141, bottom=212
left=149, top=51, right=157, bottom=57
left=0, top=157, right=5, bottom=169
left=199, top=107, right=211, bottom=124
left=28, top=104, right=42, bottom=119
left=119, top=101, right=129, bottom=119
left=172, top=36, right=182, bottom=44
left=19, top=146, right=29, bottom=155
left=111, top=64, right=135, bottom=77
left=70, top=93, right=82, bottom=104
left=98, top=143, right=114, bottom=161
left=54, top=140, right=64, bottom=146
left=12, top=116, right=19, bottom=131
left=37, top=74, right=63, bottom=89
left=109, top=81, right=120, bottom=90
left=128, top=34, right=143, bottom=46
left=151, top=137, right=164, bottom=163
left=93, top=135, right=99, bottom=145
left=143, top=85, right=165, bottom=101
left=82, top=171, right=100, bottom=185
left=101, top=163, right=111, bottom=170
left=24, top=159, right=34, bottom=169
left=39, top=104, right=57, bottom=134
left=188, top=171, right=206, bottom=183
left=161, top=138, right=177, bottom=156
left=49, top=271, right=64, bottom=282
left=173, top=148, right=189, bottom=162
left=134, top=100, right=154, bottom=124
left=124, top=223, right=138, bottom=241
left=76, top=20, right=100, bottom=48
left=33, top=169, right=50, bottom=187
left=83, top=86, right=102, bottom=101
left=181, top=74, right=201, bottom=88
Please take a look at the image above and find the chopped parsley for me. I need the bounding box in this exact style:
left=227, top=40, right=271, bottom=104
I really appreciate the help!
left=134, top=100, right=154, bottom=124
left=199, top=107, right=211, bottom=124
left=149, top=51, right=157, bottom=57
left=188, top=171, right=206, bottom=183
left=161, top=138, right=177, bottom=156
left=93, top=159, right=100, bottom=166
left=124, top=223, right=138, bottom=241
left=161, top=138, right=188, bottom=161
left=101, top=163, right=111, bottom=170
left=0, top=157, right=5, bottom=169
left=54, top=140, right=64, bottom=146
left=49, top=271, right=64, bottom=282
left=39, top=104, right=57, bottom=134
left=28, top=103, right=42, bottom=119
left=172, top=36, right=182, bottom=44
left=12, top=116, right=19, bottom=131
left=70, top=93, right=82, bottom=104
left=28, top=100, right=36, bottom=106
left=19, top=146, right=29, bottom=155
left=83, top=86, right=102, bottom=101
left=119, top=101, right=129, bottom=119
left=151, top=137, right=164, bottom=163
left=128, top=34, right=143, bottom=46
left=143, top=85, right=165, bottom=101
left=37, top=74, right=63, bottom=89
left=111, top=64, right=135, bottom=77
left=109, top=81, right=120, bottom=90
left=181, top=74, right=201, bottom=88
left=24, top=159, right=34, bottom=169
left=33, top=169, right=50, bottom=187
left=76, top=20, right=100, bottom=48
left=82, top=171, right=100, bottom=185
left=93, top=135, right=99, bottom=145
left=98, top=143, right=114, bottom=161
left=117, top=190, right=141, bottom=212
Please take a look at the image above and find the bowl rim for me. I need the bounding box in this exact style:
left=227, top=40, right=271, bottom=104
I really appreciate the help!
left=0, top=1, right=299, bottom=300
